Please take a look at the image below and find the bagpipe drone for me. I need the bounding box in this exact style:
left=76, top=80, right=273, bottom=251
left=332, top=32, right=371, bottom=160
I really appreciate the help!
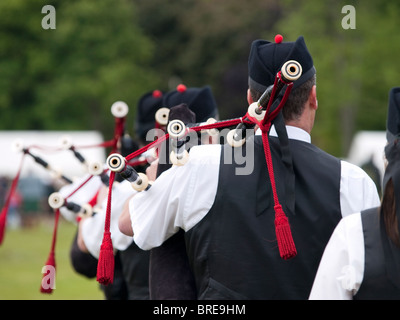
left=98, top=59, right=303, bottom=285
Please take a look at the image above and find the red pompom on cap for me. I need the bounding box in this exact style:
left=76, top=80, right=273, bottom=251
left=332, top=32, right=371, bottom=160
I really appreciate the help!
left=177, top=84, right=187, bottom=93
left=275, top=34, right=283, bottom=44
left=152, top=90, right=162, bottom=98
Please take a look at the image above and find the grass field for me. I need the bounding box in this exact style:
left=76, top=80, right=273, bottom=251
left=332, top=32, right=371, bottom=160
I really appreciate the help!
left=0, top=216, right=104, bottom=300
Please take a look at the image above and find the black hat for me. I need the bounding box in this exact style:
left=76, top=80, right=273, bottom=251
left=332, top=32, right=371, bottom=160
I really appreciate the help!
left=162, top=84, right=218, bottom=123
left=381, top=87, right=400, bottom=289
left=248, top=34, right=316, bottom=92
left=386, top=87, right=400, bottom=144
left=383, top=87, right=400, bottom=191
left=135, top=90, right=164, bottom=140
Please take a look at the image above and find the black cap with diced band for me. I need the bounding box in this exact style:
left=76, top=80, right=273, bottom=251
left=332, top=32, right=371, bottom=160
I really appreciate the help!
left=248, top=34, right=316, bottom=92
left=162, top=84, right=218, bottom=123
left=135, top=90, right=164, bottom=141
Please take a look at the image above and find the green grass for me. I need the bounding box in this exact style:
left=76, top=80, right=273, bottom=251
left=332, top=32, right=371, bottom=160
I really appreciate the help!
left=0, top=216, right=104, bottom=300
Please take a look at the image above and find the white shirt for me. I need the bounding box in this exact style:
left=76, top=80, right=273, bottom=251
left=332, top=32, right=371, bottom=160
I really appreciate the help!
left=81, top=180, right=136, bottom=258
left=59, top=172, right=136, bottom=258
left=129, top=126, right=380, bottom=251
left=59, top=173, right=103, bottom=224
left=308, top=212, right=365, bottom=300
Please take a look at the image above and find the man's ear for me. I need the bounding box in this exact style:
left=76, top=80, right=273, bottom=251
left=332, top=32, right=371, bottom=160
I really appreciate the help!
left=247, top=89, right=254, bottom=105
left=309, top=85, right=318, bottom=110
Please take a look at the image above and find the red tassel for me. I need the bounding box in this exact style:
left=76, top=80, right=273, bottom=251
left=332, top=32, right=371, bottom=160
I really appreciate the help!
left=40, top=208, right=60, bottom=294
left=96, top=171, right=116, bottom=285
left=0, top=209, right=6, bottom=245
left=88, top=189, right=100, bottom=207
left=96, top=231, right=115, bottom=285
left=40, top=252, right=56, bottom=294
left=274, top=205, right=297, bottom=260
left=0, top=154, right=25, bottom=246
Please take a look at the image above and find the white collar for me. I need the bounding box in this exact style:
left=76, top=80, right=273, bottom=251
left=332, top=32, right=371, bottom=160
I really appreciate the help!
left=255, top=125, right=311, bottom=143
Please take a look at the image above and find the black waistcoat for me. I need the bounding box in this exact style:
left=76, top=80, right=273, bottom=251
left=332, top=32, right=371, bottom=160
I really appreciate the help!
left=185, top=135, right=342, bottom=299
left=119, top=242, right=150, bottom=300
left=354, top=207, right=400, bottom=299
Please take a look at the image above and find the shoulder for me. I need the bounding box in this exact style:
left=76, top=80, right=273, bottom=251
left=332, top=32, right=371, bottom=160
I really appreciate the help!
left=326, top=212, right=364, bottom=257
left=189, top=144, right=221, bottom=156
left=340, top=160, right=374, bottom=178
left=339, top=160, right=381, bottom=215
left=187, top=144, right=221, bottom=166
left=340, top=211, right=363, bottom=232
left=339, top=159, right=380, bottom=192
left=336, top=211, right=371, bottom=247
left=327, top=212, right=363, bottom=242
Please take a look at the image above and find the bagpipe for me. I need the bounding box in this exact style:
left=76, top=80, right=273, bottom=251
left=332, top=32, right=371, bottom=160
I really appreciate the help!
left=1, top=58, right=303, bottom=293
left=0, top=99, right=152, bottom=294
left=12, top=140, right=73, bottom=184
left=96, top=59, right=303, bottom=285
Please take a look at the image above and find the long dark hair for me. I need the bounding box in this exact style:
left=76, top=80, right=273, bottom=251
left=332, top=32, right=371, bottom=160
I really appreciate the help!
left=381, top=178, right=400, bottom=248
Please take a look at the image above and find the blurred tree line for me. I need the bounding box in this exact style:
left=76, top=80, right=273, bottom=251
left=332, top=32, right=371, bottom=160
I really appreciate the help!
left=0, top=0, right=399, bottom=157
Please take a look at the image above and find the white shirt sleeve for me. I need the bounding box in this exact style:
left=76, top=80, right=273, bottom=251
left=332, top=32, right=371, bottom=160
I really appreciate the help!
left=58, top=174, right=103, bottom=224
left=309, top=212, right=365, bottom=300
left=340, top=160, right=381, bottom=217
left=129, top=144, right=221, bottom=251
left=81, top=180, right=136, bottom=258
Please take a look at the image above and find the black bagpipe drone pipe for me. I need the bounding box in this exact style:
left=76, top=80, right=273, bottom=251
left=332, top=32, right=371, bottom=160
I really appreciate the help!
left=96, top=59, right=303, bottom=285
left=12, top=140, right=74, bottom=184
left=48, top=189, right=97, bottom=221
left=59, top=135, right=87, bottom=166
left=10, top=100, right=131, bottom=188
left=6, top=99, right=131, bottom=198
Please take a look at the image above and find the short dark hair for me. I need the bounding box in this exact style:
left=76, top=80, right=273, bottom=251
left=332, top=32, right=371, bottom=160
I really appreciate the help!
left=249, top=74, right=316, bottom=122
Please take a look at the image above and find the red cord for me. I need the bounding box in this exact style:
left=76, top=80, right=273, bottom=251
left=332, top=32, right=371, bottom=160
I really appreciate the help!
left=258, top=79, right=297, bottom=260
left=0, top=153, right=25, bottom=245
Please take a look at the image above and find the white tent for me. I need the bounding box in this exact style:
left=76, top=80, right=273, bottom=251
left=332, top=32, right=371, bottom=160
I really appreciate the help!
left=0, top=130, right=106, bottom=182
left=346, top=130, right=387, bottom=188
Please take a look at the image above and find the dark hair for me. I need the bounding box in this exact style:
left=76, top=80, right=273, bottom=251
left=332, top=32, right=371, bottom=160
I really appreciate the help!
left=381, top=178, right=400, bottom=247
left=249, top=74, right=316, bottom=122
